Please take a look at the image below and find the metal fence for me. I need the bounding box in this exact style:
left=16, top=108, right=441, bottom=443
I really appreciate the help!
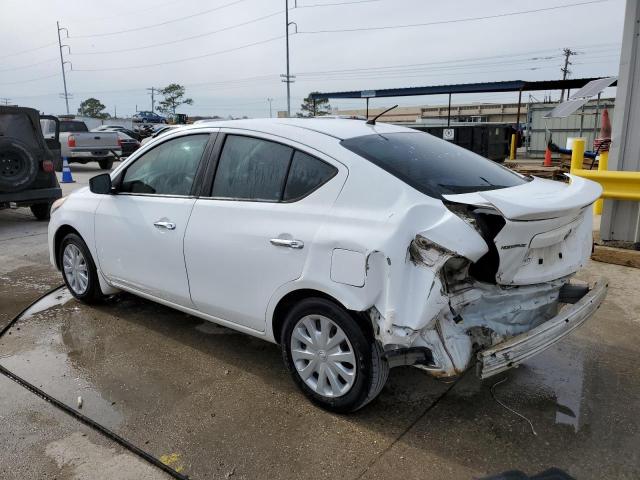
left=527, top=100, right=615, bottom=157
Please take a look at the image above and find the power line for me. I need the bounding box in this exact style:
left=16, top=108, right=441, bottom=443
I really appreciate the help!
left=297, top=0, right=609, bottom=34
left=64, top=0, right=186, bottom=24
left=71, top=0, right=250, bottom=38
left=0, top=41, right=58, bottom=60
left=293, top=0, right=381, bottom=8
left=72, top=35, right=283, bottom=71
left=0, top=72, right=60, bottom=86
left=72, top=10, right=283, bottom=55
left=0, top=58, right=58, bottom=73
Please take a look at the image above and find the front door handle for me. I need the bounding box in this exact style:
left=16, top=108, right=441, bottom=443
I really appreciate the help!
left=270, top=238, right=304, bottom=249
left=154, top=221, right=176, bottom=230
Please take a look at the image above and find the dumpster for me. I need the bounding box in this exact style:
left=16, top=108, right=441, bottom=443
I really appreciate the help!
left=410, top=124, right=515, bottom=162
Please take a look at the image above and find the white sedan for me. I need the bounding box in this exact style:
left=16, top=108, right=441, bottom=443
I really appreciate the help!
left=48, top=118, right=607, bottom=412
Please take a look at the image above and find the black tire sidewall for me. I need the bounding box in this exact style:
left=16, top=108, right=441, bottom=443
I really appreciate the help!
left=0, top=138, right=39, bottom=192
left=30, top=203, right=51, bottom=220
left=99, top=159, right=113, bottom=170
left=281, top=298, right=374, bottom=413
left=58, top=233, right=102, bottom=302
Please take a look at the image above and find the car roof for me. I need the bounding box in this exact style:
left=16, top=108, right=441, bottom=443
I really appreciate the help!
left=186, top=117, right=410, bottom=140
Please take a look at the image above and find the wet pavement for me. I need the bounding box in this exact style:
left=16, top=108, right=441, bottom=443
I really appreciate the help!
left=1, top=164, right=639, bottom=479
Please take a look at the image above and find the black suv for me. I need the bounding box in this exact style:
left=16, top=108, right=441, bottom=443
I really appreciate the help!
left=0, top=106, right=62, bottom=220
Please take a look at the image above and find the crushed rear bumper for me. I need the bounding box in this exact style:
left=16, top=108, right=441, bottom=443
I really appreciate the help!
left=477, top=277, right=608, bottom=379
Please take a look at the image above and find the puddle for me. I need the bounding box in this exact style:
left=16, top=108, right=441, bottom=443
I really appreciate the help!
left=20, top=287, right=73, bottom=320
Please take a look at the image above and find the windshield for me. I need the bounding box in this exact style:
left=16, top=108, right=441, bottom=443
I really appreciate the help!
left=341, top=131, right=528, bottom=198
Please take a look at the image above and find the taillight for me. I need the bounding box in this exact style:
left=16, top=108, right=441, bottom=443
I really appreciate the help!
left=42, top=160, right=54, bottom=172
left=117, top=137, right=122, bottom=147
left=67, top=135, right=76, bottom=147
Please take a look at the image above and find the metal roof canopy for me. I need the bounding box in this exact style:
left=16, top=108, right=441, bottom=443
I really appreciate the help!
left=309, top=78, right=617, bottom=100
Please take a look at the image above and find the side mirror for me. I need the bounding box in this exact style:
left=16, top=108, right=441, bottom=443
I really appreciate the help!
left=89, top=173, right=113, bottom=194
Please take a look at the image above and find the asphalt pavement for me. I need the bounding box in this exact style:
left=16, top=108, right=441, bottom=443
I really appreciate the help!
left=0, top=162, right=639, bottom=479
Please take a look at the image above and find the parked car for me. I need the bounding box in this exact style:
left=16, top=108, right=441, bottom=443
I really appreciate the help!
left=132, top=111, right=167, bottom=124
left=1, top=106, right=62, bottom=220
left=114, top=131, right=140, bottom=157
left=93, top=125, right=143, bottom=142
left=140, top=125, right=182, bottom=145
left=42, top=119, right=121, bottom=170
left=48, top=118, right=607, bottom=412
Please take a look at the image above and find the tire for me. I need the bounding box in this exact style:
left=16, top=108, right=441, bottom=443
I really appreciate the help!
left=30, top=202, right=51, bottom=220
left=98, top=159, right=113, bottom=170
left=281, top=298, right=389, bottom=413
left=58, top=233, right=105, bottom=303
left=0, top=138, right=39, bottom=192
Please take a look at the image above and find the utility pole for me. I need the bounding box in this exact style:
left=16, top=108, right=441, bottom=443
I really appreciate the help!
left=114, top=105, right=117, bottom=118
left=559, top=48, right=577, bottom=102
left=146, top=87, right=157, bottom=112
left=57, top=21, right=72, bottom=115
left=267, top=98, right=274, bottom=118
left=0, top=98, right=11, bottom=106
left=281, top=0, right=296, bottom=117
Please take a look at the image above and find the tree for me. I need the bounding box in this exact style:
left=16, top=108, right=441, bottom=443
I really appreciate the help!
left=156, top=83, right=193, bottom=115
left=77, top=98, right=109, bottom=119
left=297, top=92, right=331, bottom=117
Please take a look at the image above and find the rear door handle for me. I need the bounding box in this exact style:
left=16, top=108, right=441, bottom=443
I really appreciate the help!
left=154, top=221, right=176, bottom=230
left=270, top=238, right=304, bottom=249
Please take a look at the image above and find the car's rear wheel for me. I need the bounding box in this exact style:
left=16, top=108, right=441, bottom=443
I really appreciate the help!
left=281, top=298, right=388, bottom=413
left=30, top=202, right=51, bottom=220
left=59, top=233, right=105, bottom=303
left=98, top=159, right=113, bottom=170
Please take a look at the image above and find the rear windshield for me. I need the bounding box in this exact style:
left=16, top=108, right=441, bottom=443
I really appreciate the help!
left=340, top=132, right=527, bottom=198
left=60, top=121, right=88, bottom=132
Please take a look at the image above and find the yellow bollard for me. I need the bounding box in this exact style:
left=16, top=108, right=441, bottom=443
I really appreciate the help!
left=570, top=138, right=585, bottom=173
left=594, top=150, right=609, bottom=215
left=509, top=133, right=517, bottom=160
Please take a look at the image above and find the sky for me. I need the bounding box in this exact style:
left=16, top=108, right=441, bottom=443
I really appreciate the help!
left=0, top=0, right=627, bottom=118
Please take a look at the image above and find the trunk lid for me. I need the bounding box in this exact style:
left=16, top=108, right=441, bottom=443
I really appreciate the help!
left=70, top=132, right=119, bottom=150
left=443, top=175, right=602, bottom=286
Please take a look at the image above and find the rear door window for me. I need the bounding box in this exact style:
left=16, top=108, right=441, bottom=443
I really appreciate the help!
left=340, top=132, right=527, bottom=198
left=212, top=135, right=293, bottom=201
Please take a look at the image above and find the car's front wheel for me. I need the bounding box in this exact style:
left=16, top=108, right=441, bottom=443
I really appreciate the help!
left=281, top=298, right=388, bottom=413
left=58, top=233, right=105, bottom=303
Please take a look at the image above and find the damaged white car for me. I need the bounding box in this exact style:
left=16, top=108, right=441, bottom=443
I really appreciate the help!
left=48, top=118, right=608, bottom=412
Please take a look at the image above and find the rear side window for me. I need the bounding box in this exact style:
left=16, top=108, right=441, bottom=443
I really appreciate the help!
left=283, top=151, right=337, bottom=201
left=340, top=132, right=527, bottom=198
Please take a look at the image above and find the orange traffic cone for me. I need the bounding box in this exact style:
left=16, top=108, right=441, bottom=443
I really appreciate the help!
left=544, top=145, right=552, bottom=167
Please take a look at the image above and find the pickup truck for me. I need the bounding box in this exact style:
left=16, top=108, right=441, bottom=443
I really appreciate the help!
left=42, top=119, right=121, bottom=170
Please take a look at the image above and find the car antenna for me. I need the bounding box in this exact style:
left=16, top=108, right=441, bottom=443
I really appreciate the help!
left=366, top=104, right=398, bottom=125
